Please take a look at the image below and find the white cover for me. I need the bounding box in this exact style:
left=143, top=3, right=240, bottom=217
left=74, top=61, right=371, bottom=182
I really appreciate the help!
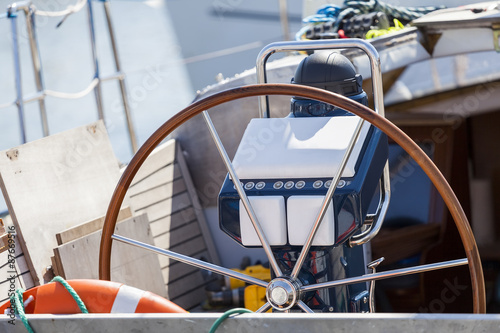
left=232, top=116, right=370, bottom=179
left=287, top=196, right=335, bottom=246
left=239, top=196, right=287, bottom=246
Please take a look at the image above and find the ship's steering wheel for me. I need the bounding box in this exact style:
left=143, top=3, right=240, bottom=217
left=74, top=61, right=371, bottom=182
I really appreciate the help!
left=99, top=83, right=486, bottom=313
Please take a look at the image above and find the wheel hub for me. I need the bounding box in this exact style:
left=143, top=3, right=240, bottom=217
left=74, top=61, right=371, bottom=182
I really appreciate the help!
left=266, top=277, right=301, bottom=311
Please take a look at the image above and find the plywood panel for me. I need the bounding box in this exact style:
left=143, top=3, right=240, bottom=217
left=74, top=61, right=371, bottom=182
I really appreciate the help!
left=171, top=285, right=209, bottom=311
left=0, top=215, right=34, bottom=303
left=149, top=207, right=196, bottom=236
left=161, top=251, right=209, bottom=283
left=153, top=221, right=202, bottom=249
left=128, top=163, right=182, bottom=197
left=165, top=270, right=205, bottom=300
left=56, top=207, right=132, bottom=245
left=0, top=121, right=124, bottom=285
left=157, top=235, right=207, bottom=268
left=55, top=214, right=166, bottom=297
left=136, top=192, right=192, bottom=222
left=130, top=178, right=186, bottom=211
left=175, top=146, right=220, bottom=265
left=127, top=140, right=222, bottom=309
left=130, top=140, right=176, bottom=186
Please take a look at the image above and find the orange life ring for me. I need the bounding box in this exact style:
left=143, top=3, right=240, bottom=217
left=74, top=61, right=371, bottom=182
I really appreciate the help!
left=0, top=279, right=186, bottom=314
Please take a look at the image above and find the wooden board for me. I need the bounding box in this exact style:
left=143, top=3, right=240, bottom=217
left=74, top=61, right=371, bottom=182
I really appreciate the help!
left=0, top=121, right=125, bottom=285
left=56, top=207, right=132, bottom=245
left=127, top=140, right=220, bottom=309
left=0, top=215, right=35, bottom=303
left=54, top=214, right=166, bottom=297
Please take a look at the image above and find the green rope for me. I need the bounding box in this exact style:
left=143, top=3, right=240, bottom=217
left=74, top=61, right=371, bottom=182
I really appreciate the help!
left=209, top=308, right=253, bottom=333
left=50, top=276, right=88, bottom=314
left=8, top=276, right=89, bottom=333
left=10, top=288, right=34, bottom=333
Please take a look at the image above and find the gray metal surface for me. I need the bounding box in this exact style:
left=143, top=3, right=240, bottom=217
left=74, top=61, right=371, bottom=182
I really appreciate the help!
left=2, top=313, right=500, bottom=332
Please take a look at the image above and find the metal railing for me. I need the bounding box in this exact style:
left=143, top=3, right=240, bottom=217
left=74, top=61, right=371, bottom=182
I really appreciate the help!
left=1, top=0, right=138, bottom=153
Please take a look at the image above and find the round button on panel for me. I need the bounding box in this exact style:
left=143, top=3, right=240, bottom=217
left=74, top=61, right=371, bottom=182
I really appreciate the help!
left=255, top=181, right=266, bottom=190
left=295, top=181, right=305, bottom=189
left=273, top=181, right=284, bottom=190
left=233, top=182, right=244, bottom=190
left=313, top=180, right=323, bottom=189
left=284, top=181, right=294, bottom=189
left=244, top=182, right=255, bottom=190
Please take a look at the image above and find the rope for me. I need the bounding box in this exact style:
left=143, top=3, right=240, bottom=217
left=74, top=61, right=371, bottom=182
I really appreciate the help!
left=299, top=0, right=445, bottom=40
left=9, top=289, right=34, bottom=333
left=209, top=308, right=253, bottom=333
left=8, top=276, right=88, bottom=333
left=303, top=5, right=342, bottom=23
left=0, top=101, right=15, bottom=110
left=0, top=78, right=99, bottom=110
left=34, top=0, right=87, bottom=17
left=45, top=78, right=99, bottom=99
left=50, top=276, right=89, bottom=313
left=365, top=18, right=404, bottom=39
left=341, top=0, right=445, bottom=22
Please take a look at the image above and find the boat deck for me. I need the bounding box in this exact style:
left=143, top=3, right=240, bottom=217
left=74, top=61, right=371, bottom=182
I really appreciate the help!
left=2, top=313, right=500, bottom=332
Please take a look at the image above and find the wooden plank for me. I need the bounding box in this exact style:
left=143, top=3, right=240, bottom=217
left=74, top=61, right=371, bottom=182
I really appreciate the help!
left=130, top=140, right=176, bottom=186
left=136, top=192, right=192, bottom=222
left=0, top=215, right=35, bottom=296
left=170, top=284, right=208, bottom=311
left=149, top=207, right=196, bottom=236
left=157, top=235, right=207, bottom=268
left=52, top=249, right=66, bottom=279
left=153, top=221, right=201, bottom=249
left=130, top=178, right=186, bottom=211
left=128, top=163, right=182, bottom=197
left=50, top=256, right=61, bottom=277
left=161, top=251, right=209, bottom=283
left=176, top=144, right=221, bottom=265
left=56, top=207, right=132, bottom=245
left=0, top=211, right=35, bottom=295
left=55, top=214, right=166, bottom=298
left=0, top=121, right=125, bottom=285
left=165, top=270, right=206, bottom=300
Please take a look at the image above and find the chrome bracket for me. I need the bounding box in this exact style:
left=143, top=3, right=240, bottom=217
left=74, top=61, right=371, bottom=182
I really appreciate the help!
left=367, top=257, right=385, bottom=312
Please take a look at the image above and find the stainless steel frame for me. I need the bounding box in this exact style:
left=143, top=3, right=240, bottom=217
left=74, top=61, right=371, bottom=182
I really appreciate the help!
left=255, top=39, right=391, bottom=247
left=2, top=0, right=138, bottom=152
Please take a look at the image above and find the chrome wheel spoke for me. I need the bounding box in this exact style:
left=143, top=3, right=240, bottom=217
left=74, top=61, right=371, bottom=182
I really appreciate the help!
left=290, top=118, right=365, bottom=280
left=112, top=234, right=269, bottom=288
left=255, top=302, right=272, bottom=313
left=297, top=300, right=314, bottom=313
left=202, top=111, right=283, bottom=277
left=301, top=258, right=468, bottom=293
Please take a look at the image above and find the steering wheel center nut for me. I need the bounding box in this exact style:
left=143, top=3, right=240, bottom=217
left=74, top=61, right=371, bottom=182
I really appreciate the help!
left=266, top=277, right=301, bottom=311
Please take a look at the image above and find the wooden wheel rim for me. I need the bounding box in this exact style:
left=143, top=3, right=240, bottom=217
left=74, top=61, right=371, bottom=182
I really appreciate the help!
left=99, top=83, right=486, bottom=313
